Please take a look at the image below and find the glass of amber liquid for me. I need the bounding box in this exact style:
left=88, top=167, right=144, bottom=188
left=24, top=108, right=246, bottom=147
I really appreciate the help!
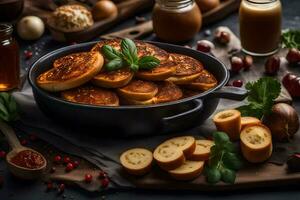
left=239, top=0, right=282, bottom=56
left=0, top=24, right=20, bottom=91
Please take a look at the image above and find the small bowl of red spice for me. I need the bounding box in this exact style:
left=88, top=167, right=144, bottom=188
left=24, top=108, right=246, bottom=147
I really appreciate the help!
left=7, top=148, right=47, bottom=180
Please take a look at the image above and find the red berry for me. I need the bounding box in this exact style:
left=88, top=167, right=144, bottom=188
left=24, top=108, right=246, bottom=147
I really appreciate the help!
left=63, top=156, right=71, bottom=164
left=286, top=48, right=300, bottom=64
left=65, top=163, right=74, bottom=172
left=243, top=55, right=253, bottom=70
left=24, top=50, right=33, bottom=60
left=0, top=150, right=6, bottom=158
left=265, top=56, right=280, bottom=75
left=20, top=139, right=27, bottom=146
left=72, top=160, right=79, bottom=168
left=215, top=30, right=230, bottom=44
left=58, top=183, right=65, bottom=193
left=196, top=40, right=212, bottom=53
left=29, top=134, right=37, bottom=141
left=232, top=80, right=243, bottom=87
left=46, top=182, right=53, bottom=191
left=230, top=56, right=244, bottom=73
left=99, top=171, right=107, bottom=178
left=54, top=155, right=62, bottom=163
left=101, top=178, right=109, bottom=188
left=85, top=174, right=93, bottom=183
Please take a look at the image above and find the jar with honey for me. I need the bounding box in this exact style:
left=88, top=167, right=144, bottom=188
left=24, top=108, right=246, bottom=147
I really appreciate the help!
left=0, top=24, right=20, bottom=91
left=239, top=0, right=282, bottom=56
left=152, top=0, right=202, bottom=43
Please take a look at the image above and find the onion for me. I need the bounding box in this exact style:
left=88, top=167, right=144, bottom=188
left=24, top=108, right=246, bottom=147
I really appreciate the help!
left=263, top=103, right=299, bottom=142
left=17, top=16, right=45, bottom=40
left=92, top=0, right=118, bottom=21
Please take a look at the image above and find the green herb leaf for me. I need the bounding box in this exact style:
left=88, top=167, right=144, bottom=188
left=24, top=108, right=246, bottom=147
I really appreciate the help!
left=220, top=168, right=236, bottom=184
left=0, top=92, right=19, bottom=122
left=204, top=131, right=242, bottom=184
left=205, top=167, right=221, bottom=184
left=121, top=38, right=139, bottom=65
left=101, top=45, right=122, bottom=60
left=282, top=29, right=300, bottom=49
left=237, top=77, right=281, bottom=119
left=105, top=58, right=124, bottom=71
left=138, top=56, right=160, bottom=70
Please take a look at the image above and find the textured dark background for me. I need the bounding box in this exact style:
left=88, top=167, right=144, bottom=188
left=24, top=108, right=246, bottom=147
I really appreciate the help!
left=1, top=0, right=300, bottom=199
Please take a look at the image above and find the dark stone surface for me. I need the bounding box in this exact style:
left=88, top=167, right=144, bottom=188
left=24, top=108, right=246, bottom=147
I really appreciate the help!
left=1, top=0, right=300, bottom=199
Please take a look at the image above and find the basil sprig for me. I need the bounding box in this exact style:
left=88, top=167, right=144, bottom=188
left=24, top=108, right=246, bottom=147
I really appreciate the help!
left=0, top=92, right=19, bottom=122
left=101, top=38, right=160, bottom=72
left=204, top=132, right=242, bottom=184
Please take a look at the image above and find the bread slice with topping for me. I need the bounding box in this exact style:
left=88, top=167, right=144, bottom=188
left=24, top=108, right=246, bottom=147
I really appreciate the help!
left=240, top=124, right=272, bottom=163
left=241, top=117, right=261, bottom=130
left=153, top=143, right=185, bottom=171
left=120, top=148, right=153, bottom=176
left=61, top=85, right=119, bottom=106
left=163, top=136, right=196, bottom=158
left=189, top=140, right=214, bottom=161
left=92, top=68, right=134, bottom=88
left=168, top=160, right=204, bottom=180
left=118, top=80, right=158, bottom=101
left=166, top=53, right=203, bottom=84
left=37, top=51, right=103, bottom=92
left=186, top=69, right=218, bottom=91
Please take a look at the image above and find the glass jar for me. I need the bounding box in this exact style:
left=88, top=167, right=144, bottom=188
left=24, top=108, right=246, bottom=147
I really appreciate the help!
left=152, top=0, right=202, bottom=43
left=0, top=24, right=20, bottom=91
left=239, top=0, right=282, bottom=56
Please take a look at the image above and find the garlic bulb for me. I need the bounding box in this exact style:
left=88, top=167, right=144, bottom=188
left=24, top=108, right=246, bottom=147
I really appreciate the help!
left=17, top=16, right=45, bottom=40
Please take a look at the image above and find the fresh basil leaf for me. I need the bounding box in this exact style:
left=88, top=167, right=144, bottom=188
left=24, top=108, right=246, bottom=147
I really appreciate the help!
left=220, top=168, right=236, bottom=184
left=138, top=56, right=160, bottom=70
left=129, top=63, right=139, bottom=72
left=223, top=152, right=243, bottom=170
left=105, top=58, right=124, bottom=71
left=0, top=92, right=19, bottom=122
left=205, top=167, right=221, bottom=184
left=213, top=131, right=230, bottom=145
left=121, top=38, right=138, bottom=64
left=102, top=45, right=122, bottom=60
left=223, top=142, right=237, bottom=153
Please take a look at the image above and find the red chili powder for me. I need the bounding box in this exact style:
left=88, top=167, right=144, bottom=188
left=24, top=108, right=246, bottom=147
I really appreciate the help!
left=11, top=150, right=45, bottom=169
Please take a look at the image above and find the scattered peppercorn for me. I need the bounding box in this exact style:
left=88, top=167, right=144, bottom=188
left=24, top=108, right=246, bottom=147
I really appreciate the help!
left=58, top=183, right=65, bottom=194
left=0, top=150, right=6, bottom=158
left=63, top=156, right=71, bottom=164
left=265, top=56, right=280, bottom=75
left=215, top=30, right=230, bottom=44
left=232, top=80, right=243, bottom=87
left=50, top=167, right=56, bottom=173
left=24, top=50, right=33, bottom=60
left=101, top=178, right=109, bottom=188
left=85, top=174, right=93, bottom=183
left=286, top=48, right=300, bottom=65
left=230, top=56, right=244, bottom=73
left=99, top=171, right=106, bottom=179
left=72, top=160, right=79, bottom=168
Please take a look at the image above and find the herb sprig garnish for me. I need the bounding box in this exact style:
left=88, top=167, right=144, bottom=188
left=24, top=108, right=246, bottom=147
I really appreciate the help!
left=101, top=38, right=160, bottom=72
left=0, top=92, right=19, bottom=122
left=237, top=77, right=281, bottom=119
left=282, top=29, right=300, bottom=49
left=205, top=132, right=242, bottom=184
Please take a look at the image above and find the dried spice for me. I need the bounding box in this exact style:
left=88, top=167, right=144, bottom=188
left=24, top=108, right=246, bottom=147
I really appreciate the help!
left=11, top=150, right=44, bottom=169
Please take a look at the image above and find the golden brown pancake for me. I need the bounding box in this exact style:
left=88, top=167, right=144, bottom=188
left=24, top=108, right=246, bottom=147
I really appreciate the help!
left=91, top=39, right=169, bottom=61
left=123, top=81, right=182, bottom=105
left=135, top=60, right=176, bottom=81
left=61, top=85, right=119, bottom=106
left=92, top=68, right=134, bottom=88
left=37, top=51, right=103, bottom=92
left=53, top=52, right=88, bottom=68
left=118, top=80, right=158, bottom=101
left=187, top=69, right=217, bottom=91
left=167, top=53, right=203, bottom=84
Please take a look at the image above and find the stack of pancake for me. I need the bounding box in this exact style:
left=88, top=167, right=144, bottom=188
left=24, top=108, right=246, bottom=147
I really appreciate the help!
left=36, top=39, right=217, bottom=106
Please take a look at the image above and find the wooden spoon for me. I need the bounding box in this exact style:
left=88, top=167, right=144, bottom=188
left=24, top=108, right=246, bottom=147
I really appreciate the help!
left=0, top=120, right=47, bottom=179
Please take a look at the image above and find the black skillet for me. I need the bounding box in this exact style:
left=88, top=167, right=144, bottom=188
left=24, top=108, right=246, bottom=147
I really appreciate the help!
left=28, top=41, right=247, bottom=136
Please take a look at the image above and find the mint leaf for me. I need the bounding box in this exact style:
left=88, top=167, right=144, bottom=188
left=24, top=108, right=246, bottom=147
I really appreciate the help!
left=282, top=29, right=300, bottom=49
left=105, top=58, right=124, bottom=71
left=102, top=45, right=122, bottom=60
left=237, top=77, right=281, bottom=119
left=220, top=168, right=236, bottom=184
left=0, top=92, right=19, bottom=122
left=138, top=56, right=160, bottom=70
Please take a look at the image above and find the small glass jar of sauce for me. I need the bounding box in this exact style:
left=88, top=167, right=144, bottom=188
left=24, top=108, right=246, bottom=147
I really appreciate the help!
left=239, top=0, right=282, bottom=56
left=152, top=0, right=202, bottom=43
left=0, top=24, right=20, bottom=91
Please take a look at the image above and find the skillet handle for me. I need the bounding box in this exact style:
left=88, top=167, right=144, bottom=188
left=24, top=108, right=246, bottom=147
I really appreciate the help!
left=162, top=99, right=203, bottom=123
left=208, top=86, right=248, bottom=101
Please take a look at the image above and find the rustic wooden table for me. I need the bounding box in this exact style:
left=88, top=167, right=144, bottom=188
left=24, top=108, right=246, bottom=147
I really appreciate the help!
left=0, top=0, right=300, bottom=199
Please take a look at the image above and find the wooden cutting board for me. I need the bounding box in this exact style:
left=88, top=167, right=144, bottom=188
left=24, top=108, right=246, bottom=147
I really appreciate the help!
left=23, top=0, right=154, bottom=42
left=100, top=0, right=241, bottom=40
